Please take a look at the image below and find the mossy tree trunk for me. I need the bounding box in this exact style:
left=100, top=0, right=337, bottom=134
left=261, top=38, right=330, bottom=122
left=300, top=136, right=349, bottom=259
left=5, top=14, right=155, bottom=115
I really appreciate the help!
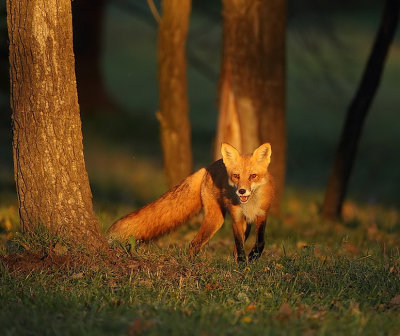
left=215, top=0, right=286, bottom=215
left=157, top=0, right=193, bottom=188
left=7, top=0, right=106, bottom=250
left=322, top=0, right=400, bottom=220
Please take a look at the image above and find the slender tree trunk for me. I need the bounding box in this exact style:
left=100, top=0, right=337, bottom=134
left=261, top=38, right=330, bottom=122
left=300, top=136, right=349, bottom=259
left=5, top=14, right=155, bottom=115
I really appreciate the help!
left=72, top=0, right=114, bottom=113
left=258, top=0, right=286, bottom=215
left=215, top=0, right=286, bottom=215
left=322, top=0, right=400, bottom=220
left=157, top=0, right=193, bottom=188
left=7, top=0, right=106, bottom=250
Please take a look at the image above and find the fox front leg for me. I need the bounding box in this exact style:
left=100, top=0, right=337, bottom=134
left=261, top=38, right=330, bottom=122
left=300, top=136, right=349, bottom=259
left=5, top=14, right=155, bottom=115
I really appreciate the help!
left=248, top=216, right=267, bottom=261
left=232, top=219, right=248, bottom=263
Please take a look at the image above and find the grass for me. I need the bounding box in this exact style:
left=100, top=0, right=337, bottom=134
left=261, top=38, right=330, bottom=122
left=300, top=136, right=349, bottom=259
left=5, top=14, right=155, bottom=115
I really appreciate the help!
left=1, top=193, right=400, bottom=335
left=3, top=251, right=399, bottom=336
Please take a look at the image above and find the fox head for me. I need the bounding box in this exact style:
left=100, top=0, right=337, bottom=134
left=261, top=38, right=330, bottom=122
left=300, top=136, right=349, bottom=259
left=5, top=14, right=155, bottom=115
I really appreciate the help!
left=221, top=143, right=271, bottom=204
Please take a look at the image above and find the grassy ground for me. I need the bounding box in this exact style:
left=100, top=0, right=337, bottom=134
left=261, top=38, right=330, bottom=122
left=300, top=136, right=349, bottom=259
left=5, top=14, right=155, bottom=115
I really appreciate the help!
left=1, top=193, right=400, bottom=335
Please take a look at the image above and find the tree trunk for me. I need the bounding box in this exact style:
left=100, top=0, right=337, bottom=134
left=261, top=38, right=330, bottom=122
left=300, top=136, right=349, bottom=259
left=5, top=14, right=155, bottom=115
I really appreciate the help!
left=7, top=0, right=106, bottom=250
left=157, top=0, right=193, bottom=188
left=322, top=0, right=400, bottom=220
left=215, top=0, right=286, bottom=215
left=72, top=0, right=114, bottom=113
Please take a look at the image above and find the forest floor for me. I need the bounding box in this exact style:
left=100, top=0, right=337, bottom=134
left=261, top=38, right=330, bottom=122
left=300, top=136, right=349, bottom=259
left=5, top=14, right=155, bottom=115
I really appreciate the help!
left=1, top=191, right=399, bottom=335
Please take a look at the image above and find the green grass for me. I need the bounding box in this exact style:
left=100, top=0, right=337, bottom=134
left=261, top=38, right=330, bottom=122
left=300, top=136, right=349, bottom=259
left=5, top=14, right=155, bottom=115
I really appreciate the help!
left=1, top=194, right=400, bottom=335
left=1, top=242, right=400, bottom=335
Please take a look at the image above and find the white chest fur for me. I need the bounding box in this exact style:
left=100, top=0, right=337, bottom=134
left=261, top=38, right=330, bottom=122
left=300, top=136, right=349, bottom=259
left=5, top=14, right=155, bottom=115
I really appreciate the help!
left=240, top=189, right=265, bottom=223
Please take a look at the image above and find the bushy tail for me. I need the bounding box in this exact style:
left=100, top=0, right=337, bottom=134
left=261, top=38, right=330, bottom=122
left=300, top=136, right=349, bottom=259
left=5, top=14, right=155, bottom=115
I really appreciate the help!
left=107, top=168, right=206, bottom=242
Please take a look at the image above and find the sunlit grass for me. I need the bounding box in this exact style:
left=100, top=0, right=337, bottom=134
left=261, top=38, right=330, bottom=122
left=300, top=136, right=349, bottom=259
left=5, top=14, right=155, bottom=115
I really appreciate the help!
left=1, top=175, right=399, bottom=335
left=1, top=212, right=400, bottom=335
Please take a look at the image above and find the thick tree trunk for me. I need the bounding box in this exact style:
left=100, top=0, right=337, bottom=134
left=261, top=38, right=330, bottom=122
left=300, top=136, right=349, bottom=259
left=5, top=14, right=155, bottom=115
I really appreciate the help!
left=7, top=0, right=106, bottom=250
left=72, top=0, right=114, bottom=112
left=215, top=0, right=286, bottom=215
left=322, top=0, right=400, bottom=220
left=157, top=0, right=193, bottom=188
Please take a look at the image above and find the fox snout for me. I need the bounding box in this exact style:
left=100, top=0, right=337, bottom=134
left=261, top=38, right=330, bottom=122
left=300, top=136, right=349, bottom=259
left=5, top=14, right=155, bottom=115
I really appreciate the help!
left=236, top=188, right=251, bottom=203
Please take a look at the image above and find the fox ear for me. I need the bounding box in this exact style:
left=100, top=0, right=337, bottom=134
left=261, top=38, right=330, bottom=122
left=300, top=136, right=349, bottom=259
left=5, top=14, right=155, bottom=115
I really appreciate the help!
left=252, top=143, right=271, bottom=167
left=221, top=143, right=240, bottom=167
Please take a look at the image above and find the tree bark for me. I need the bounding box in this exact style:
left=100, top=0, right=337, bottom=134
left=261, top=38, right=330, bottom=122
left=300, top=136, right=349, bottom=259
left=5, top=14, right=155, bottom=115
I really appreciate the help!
left=215, top=0, right=286, bottom=215
left=157, top=0, right=193, bottom=188
left=322, top=0, right=400, bottom=220
left=7, top=0, right=106, bottom=250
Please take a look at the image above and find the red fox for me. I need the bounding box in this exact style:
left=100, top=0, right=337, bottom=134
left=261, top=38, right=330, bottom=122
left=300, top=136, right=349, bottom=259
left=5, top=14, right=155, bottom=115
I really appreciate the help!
left=108, top=143, right=275, bottom=262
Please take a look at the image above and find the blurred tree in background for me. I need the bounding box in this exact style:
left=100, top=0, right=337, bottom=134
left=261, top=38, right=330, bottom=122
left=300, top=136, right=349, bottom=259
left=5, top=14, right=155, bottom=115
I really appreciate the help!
left=1, top=0, right=398, bottom=221
left=323, top=0, right=400, bottom=220
left=157, top=0, right=193, bottom=188
left=214, top=0, right=286, bottom=215
left=7, top=0, right=106, bottom=250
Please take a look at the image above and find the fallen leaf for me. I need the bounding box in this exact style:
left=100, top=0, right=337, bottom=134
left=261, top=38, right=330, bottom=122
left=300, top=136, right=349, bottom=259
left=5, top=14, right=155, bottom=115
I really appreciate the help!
left=342, top=242, right=359, bottom=256
left=128, top=319, right=153, bottom=336
left=246, top=303, right=257, bottom=312
left=71, top=272, right=83, bottom=279
left=127, top=261, right=140, bottom=270
left=53, top=242, right=68, bottom=255
left=275, top=303, right=292, bottom=320
left=205, top=282, right=222, bottom=291
left=389, top=295, right=400, bottom=308
left=109, top=280, right=118, bottom=287
left=297, top=241, right=308, bottom=249
left=349, top=301, right=360, bottom=316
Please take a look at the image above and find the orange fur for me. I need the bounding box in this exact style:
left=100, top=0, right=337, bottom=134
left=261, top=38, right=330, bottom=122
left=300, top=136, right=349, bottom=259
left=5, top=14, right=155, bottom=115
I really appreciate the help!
left=108, top=168, right=206, bottom=241
left=108, top=143, right=275, bottom=262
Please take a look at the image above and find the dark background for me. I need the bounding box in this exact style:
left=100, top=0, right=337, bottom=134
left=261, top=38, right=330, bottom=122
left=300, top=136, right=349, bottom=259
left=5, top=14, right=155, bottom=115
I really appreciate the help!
left=0, top=0, right=399, bottom=212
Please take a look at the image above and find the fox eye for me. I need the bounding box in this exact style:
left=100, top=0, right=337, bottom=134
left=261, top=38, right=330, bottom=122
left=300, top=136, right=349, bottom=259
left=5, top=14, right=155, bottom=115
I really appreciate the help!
left=232, top=174, right=240, bottom=179
left=250, top=174, right=257, bottom=180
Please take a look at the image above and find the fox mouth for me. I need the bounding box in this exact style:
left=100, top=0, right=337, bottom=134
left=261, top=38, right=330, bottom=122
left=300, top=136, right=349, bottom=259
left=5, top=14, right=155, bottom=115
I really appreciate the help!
left=239, top=195, right=249, bottom=203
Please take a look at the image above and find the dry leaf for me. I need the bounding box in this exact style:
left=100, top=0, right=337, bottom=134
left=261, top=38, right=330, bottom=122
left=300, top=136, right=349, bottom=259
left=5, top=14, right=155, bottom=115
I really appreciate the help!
left=53, top=242, right=68, bottom=255
left=276, top=303, right=292, bottom=320
left=109, top=280, right=118, bottom=287
left=71, top=272, right=83, bottom=279
left=297, top=241, right=308, bottom=249
left=389, top=295, right=400, bottom=308
left=349, top=301, right=360, bottom=316
left=343, top=242, right=359, bottom=256
left=246, top=303, right=257, bottom=312
left=128, top=319, right=152, bottom=336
